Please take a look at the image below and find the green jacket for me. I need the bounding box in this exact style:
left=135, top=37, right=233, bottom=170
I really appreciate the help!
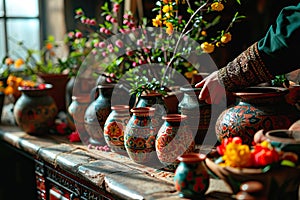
left=218, top=3, right=300, bottom=91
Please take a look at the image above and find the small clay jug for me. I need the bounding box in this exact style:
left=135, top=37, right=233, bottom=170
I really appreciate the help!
left=174, top=153, right=210, bottom=198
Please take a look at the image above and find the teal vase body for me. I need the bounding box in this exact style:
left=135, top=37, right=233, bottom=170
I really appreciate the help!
left=174, top=153, right=209, bottom=198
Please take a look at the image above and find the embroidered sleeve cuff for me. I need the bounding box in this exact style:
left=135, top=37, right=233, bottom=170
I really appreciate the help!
left=217, top=42, right=274, bottom=91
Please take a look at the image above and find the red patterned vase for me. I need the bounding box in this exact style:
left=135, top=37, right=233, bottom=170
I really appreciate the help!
left=174, top=153, right=210, bottom=198
left=104, top=105, right=130, bottom=155
left=124, top=107, right=160, bottom=165
left=13, top=84, right=58, bottom=135
left=215, top=87, right=300, bottom=145
left=156, top=114, right=195, bottom=171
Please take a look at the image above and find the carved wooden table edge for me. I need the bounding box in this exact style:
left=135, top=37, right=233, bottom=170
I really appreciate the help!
left=0, top=124, right=233, bottom=200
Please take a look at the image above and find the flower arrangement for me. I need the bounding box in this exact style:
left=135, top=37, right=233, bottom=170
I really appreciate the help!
left=215, top=136, right=298, bottom=168
left=69, top=0, right=244, bottom=96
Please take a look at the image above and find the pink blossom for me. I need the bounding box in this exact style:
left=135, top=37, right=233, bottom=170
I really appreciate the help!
left=132, top=62, right=138, bottom=67
left=126, top=50, right=134, bottom=56
left=68, top=31, right=75, bottom=39
left=89, top=19, right=96, bottom=25
left=110, top=18, right=117, bottom=23
left=102, top=52, right=107, bottom=57
left=75, top=32, right=83, bottom=38
left=104, top=29, right=111, bottom=34
left=143, top=48, right=150, bottom=54
left=99, top=42, right=106, bottom=48
left=115, top=40, right=123, bottom=48
left=106, top=15, right=112, bottom=21
left=123, top=13, right=130, bottom=19
left=137, top=39, right=143, bottom=46
left=100, top=27, right=106, bottom=33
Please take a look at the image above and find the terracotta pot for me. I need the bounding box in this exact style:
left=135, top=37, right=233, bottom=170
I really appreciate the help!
left=39, top=74, right=70, bottom=112
left=174, top=153, right=210, bottom=198
left=215, top=87, right=300, bottom=145
left=205, top=157, right=300, bottom=199
left=13, top=84, right=58, bottom=135
left=156, top=114, right=195, bottom=171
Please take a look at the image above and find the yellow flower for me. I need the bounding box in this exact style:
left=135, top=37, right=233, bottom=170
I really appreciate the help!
left=184, top=70, right=198, bottom=79
left=216, top=42, right=222, bottom=47
left=222, top=142, right=252, bottom=167
left=14, top=58, right=24, bottom=68
left=211, top=2, right=224, bottom=12
left=165, top=12, right=173, bottom=19
left=200, top=42, right=215, bottom=53
left=152, top=14, right=163, bottom=27
left=221, top=33, right=232, bottom=43
left=165, top=22, right=174, bottom=35
left=162, top=5, right=173, bottom=13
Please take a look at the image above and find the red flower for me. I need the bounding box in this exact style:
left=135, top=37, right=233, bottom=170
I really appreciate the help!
left=56, top=122, right=69, bottom=135
left=68, top=131, right=81, bottom=142
left=251, top=145, right=280, bottom=167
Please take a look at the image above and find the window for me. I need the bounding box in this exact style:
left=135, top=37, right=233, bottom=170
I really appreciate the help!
left=0, top=0, right=43, bottom=59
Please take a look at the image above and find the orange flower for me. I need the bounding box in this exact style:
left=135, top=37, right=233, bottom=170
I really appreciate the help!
left=5, top=58, right=14, bottom=65
left=166, top=22, right=174, bottom=35
left=46, top=43, right=53, bottom=50
left=14, top=59, right=24, bottom=68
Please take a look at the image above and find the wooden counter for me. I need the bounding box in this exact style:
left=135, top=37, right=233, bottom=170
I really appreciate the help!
left=0, top=124, right=233, bottom=200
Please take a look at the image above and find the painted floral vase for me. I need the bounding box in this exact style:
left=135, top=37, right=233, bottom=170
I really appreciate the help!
left=178, top=85, right=212, bottom=144
left=68, top=94, right=90, bottom=142
left=174, top=153, right=210, bottom=198
left=124, top=107, right=160, bottom=165
left=13, top=84, right=58, bottom=135
left=84, top=84, right=114, bottom=146
left=136, top=92, right=167, bottom=127
left=156, top=114, right=195, bottom=171
left=216, top=87, right=300, bottom=145
left=104, top=105, right=130, bottom=155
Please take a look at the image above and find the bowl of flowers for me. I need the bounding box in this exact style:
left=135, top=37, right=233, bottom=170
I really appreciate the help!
left=205, top=136, right=300, bottom=199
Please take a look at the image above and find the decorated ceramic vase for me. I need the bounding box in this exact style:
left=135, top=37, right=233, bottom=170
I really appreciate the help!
left=156, top=114, right=195, bottom=171
left=178, top=85, right=212, bottom=144
left=104, top=105, right=130, bottom=155
left=124, top=107, right=160, bottom=165
left=136, top=92, right=167, bottom=127
left=216, top=87, right=300, bottom=145
left=84, top=84, right=114, bottom=146
left=13, top=84, right=58, bottom=135
left=174, top=153, right=210, bottom=198
left=68, top=94, right=90, bottom=143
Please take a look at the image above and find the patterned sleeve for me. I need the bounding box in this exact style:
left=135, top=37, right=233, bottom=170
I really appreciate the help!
left=218, top=42, right=273, bottom=91
left=218, top=3, right=300, bottom=91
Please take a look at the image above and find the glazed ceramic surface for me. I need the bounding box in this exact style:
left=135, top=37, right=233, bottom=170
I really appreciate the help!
left=216, top=87, right=300, bottom=145
left=84, top=84, right=114, bottom=146
left=174, top=153, right=210, bottom=198
left=124, top=107, right=160, bottom=165
left=13, top=84, right=58, bottom=135
left=178, top=85, right=212, bottom=144
left=156, top=114, right=195, bottom=171
left=68, top=95, right=90, bottom=141
left=104, top=105, right=130, bottom=155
